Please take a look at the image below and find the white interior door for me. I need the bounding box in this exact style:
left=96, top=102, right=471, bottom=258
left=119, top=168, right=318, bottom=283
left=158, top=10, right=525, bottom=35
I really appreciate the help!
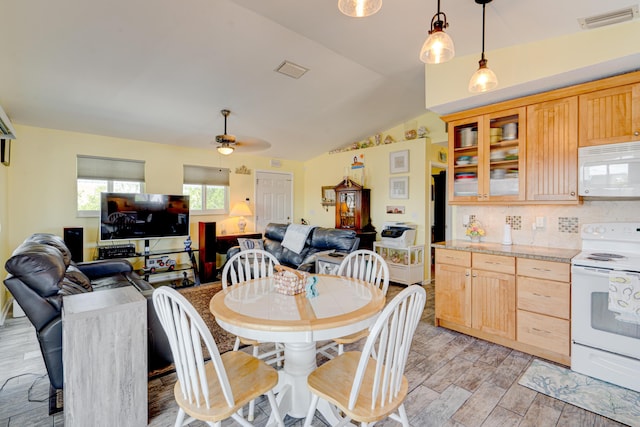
left=255, top=171, right=293, bottom=232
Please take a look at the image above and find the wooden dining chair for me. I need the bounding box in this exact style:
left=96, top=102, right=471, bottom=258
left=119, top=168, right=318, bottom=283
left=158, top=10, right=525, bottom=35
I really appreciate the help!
left=304, top=285, right=426, bottom=427
left=152, top=286, right=284, bottom=427
left=221, top=248, right=285, bottom=419
left=317, top=249, right=390, bottom=359
left=221, top=248, right=285, bottom=362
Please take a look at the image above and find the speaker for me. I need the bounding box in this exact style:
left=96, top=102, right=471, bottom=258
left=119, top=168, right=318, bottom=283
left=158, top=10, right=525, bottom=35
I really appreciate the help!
left=63, top=227, right=84, bottom=263
left=198, top=222, right=216, bottom=283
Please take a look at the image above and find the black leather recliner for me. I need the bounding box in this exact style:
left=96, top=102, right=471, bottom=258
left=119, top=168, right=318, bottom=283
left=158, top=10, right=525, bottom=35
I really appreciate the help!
left=3, top=233, right=173, bottom=397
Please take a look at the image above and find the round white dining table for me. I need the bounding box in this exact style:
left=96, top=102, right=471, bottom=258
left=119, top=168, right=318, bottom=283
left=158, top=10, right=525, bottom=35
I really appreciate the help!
left=209, top=274, right=385, bottom=422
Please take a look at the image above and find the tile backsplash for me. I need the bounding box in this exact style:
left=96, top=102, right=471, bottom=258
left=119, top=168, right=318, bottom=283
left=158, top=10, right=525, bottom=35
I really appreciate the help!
left=454, top=200, right=640, bottom=249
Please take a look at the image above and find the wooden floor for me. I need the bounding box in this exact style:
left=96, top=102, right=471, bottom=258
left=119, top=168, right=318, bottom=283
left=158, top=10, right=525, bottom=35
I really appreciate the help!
left=0, top=282, right=628, bottom=426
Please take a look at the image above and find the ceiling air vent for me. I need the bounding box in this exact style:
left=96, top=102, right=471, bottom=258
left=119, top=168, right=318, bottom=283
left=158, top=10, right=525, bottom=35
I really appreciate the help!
left=578, top=5, right=639, bottom=29
left=275, top=60, right=309, bottom=79
left=0, top=105, right=16, bottom=139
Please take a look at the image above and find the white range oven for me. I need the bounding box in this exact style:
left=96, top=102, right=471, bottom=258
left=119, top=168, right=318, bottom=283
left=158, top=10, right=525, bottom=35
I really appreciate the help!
left=571, top=222, right=640, bottom=393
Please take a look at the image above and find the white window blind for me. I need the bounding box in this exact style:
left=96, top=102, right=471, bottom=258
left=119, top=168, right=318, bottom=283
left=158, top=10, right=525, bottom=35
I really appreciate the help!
left=183, top=165, right=230, bottom=186
left=77, top=155, right=145, bottom=181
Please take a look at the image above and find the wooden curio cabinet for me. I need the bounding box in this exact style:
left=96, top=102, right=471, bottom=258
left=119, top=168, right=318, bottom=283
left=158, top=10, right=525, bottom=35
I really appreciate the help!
left=334, top=179, right=370, bottom=232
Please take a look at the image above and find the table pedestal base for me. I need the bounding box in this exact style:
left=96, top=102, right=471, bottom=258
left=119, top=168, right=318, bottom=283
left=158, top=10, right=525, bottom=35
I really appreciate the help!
left=268, top=342, right=343, bottom=425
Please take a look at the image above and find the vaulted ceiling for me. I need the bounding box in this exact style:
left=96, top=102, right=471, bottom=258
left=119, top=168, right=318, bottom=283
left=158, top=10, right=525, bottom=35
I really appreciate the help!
left=0, top=0, right=637, bottom=160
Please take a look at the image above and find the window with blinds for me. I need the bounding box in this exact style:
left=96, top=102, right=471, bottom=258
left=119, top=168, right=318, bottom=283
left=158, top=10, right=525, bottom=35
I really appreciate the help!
left=76, top=155, right=145, bottom=216
left=182, top=165, right=230, bottom=214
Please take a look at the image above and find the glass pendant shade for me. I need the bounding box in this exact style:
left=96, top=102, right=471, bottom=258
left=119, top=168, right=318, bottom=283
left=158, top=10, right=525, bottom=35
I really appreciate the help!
left=338, top=0, right=382, bottom=18
left=420, top=25, right=455, bottom=64
left=468, top=0, right=497, bottom=93
left=468, top=58, right=498, bottom=93
left=217, top=143, right=234, bottom=155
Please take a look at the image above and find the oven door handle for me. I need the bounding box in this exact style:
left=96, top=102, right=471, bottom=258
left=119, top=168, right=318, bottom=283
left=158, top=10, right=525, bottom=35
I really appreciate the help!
left=572, top=266, right=640, bottom=278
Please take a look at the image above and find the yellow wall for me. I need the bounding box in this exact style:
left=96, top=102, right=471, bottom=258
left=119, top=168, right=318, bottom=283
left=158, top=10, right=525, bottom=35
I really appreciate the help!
left=4, top=124, right=304, bottom=265
left=302, top=110, right=448, bottom=282
left=425, top=20, right=640, bottom=110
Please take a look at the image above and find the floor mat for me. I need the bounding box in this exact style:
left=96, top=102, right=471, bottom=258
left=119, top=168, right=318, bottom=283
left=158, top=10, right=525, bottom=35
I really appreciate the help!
left=518, top=359, right=640, bottom=427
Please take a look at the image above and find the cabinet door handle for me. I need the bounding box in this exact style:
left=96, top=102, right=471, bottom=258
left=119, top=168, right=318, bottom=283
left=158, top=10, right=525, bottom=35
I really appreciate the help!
left=472, top=273, right=478, bottom=278
left=570, top=191, right=576, bottom=196
left=634, top=131, right=639, bottom=136
left=532, top=267, right=551, bottom=272
left=465, top=272, right=470, bottom=277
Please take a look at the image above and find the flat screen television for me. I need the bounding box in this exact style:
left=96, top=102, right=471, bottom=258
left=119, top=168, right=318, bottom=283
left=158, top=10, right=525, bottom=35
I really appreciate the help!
left=100, top=192, right=190, bottom=241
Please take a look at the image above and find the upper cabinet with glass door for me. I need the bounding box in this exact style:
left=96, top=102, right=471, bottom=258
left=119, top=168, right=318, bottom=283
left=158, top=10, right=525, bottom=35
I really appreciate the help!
left=448, top=107, right=526, bottom=204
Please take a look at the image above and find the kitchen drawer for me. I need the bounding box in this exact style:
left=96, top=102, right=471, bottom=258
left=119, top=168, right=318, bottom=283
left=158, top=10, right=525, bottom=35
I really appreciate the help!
left=436, top=249, right=471, bottom=267
left=517, top=258, right=570, bottom=282
left=517, top=310, right=570, bottom=356
left=517, top=276, right=570, bottom=319
left=472, top=253, right=515, bottom=275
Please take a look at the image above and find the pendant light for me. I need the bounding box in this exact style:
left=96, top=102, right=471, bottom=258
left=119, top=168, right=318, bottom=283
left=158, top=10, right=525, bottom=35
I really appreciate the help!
left=338, top=0, right=382, bottom=18
left=419, top=0, right=455, bottom=64
left=468, top=0, right=498, bottom=93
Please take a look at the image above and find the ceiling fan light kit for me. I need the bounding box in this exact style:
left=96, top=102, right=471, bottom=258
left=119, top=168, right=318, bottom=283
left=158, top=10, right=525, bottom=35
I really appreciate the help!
left=468, top=0, right=498, bottom=93
left=213, top=109, right=271, bottom=155
left=215, top=109, right=237, bottom=155
left=338, top=0, right=382, bottom=18
left=217, top=143, right=234, bottom=155
left=420, top=0, right=455, bottom=64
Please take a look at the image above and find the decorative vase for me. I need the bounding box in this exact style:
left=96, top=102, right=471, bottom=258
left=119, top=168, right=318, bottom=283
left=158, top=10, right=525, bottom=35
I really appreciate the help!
left=470, top=235, right=481, bottom=243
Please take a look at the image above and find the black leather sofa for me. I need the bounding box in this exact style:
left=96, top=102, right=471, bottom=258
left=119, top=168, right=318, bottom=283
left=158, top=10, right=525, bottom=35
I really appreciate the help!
left=3, top=233, right=172, bottom=406
left=227, top=223, right=360, bottom=272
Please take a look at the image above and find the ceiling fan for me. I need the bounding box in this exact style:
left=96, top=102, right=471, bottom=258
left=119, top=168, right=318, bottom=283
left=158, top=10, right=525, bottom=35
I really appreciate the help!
left=214, top=109, right=270, bottom=155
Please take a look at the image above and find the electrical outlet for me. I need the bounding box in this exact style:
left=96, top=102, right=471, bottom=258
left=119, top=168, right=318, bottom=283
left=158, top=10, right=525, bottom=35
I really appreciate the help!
left=535, top=216, right=545, bottom=228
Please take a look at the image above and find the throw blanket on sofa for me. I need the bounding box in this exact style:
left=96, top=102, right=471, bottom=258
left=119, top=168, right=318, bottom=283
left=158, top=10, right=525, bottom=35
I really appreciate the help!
left=282, top=224, right=316, bottom=254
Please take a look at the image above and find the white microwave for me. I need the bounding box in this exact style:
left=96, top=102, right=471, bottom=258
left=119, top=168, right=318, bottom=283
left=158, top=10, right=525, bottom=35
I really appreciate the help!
left=578, top=141, right=640, bottom=198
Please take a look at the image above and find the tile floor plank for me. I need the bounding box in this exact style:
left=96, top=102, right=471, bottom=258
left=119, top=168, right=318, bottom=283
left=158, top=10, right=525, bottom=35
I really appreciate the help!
left=451, top=381, right=507, bottom=427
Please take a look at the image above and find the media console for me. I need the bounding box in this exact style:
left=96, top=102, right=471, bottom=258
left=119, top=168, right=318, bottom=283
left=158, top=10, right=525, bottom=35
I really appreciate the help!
left=95, top=239, right=200, bottom=289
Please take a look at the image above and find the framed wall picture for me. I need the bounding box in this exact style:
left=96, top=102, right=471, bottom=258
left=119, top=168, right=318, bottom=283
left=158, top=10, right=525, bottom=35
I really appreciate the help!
left=389, top=150, right=409, bottom=174
left=389, top=177, right=409, bottom=199
left=321, top=186, right=336, bottom=205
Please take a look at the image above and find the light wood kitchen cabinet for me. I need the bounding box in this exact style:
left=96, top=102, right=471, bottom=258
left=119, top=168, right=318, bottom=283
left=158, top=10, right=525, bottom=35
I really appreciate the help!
left=579, top=83, right=640, bottom=147
left=435, top=249, right=471, bottom=327
left=526, top=96, right=579, bottom=202
left=435, top=249, right=515, bottom=340
left=435, top=247, right=571, bottom=365
left=516, top=258, right=571, bottom=365
left=471, top=254, right=516, bottom=340
left=448, top=107, right=526, bottom=204
left=442, top=70, right=640, bottom=205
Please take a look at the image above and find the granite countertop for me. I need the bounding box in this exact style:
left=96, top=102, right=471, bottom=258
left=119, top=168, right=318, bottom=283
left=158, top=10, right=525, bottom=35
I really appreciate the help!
left=431, top=240, right=580, bottom=263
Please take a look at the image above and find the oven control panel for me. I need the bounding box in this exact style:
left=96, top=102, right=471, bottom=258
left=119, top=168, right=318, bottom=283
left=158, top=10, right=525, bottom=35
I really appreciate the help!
left=582, top=222, right=640, bottom=241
